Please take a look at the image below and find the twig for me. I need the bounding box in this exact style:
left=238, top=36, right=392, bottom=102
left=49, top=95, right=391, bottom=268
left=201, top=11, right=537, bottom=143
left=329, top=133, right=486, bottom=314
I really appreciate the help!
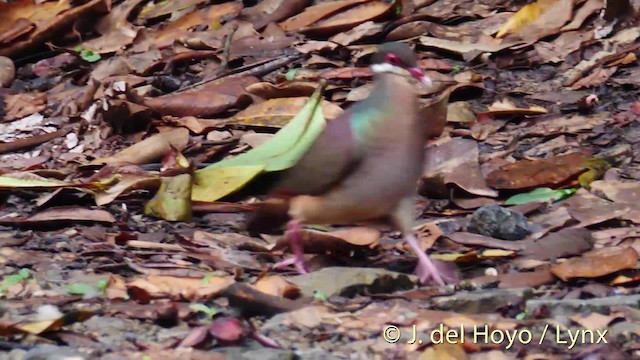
left=176, top=54, right=302, bottom=93
left=214, top=23, right=239, bottom=77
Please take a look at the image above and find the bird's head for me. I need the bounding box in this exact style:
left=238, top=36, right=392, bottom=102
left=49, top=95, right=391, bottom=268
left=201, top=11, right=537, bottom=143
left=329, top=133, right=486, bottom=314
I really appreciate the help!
left=370, top=42, right=432, bottom=88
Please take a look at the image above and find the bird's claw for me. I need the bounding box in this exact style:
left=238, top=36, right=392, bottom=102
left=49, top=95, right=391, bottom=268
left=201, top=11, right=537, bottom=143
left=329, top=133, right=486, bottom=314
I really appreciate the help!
left=273, top=257, right=309, bottom=274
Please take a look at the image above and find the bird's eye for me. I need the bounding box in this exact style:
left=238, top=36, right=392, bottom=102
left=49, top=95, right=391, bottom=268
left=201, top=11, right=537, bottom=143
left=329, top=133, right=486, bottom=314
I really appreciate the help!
left=385, top=53, right=399, bottom=65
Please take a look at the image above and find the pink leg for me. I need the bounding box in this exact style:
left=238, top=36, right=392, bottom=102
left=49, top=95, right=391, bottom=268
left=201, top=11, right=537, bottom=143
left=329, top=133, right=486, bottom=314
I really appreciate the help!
left=273, top=220, right=308, bottom=274
left=404, top=233, right=445, bottom=286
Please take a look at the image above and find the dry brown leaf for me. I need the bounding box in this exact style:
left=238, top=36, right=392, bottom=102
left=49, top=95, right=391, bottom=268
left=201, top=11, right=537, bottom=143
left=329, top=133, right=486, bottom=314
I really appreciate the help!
left=483, top=98, right=547, bottom=116
left=564, top=189, right=631, bottom=227
left=253, top=275, right=301, bottom=299
left=561, top=0, right=605, bottom=31
left=522, top=228, right=594, bottom=261
left=551, top=246, right=639, bottom=281
left=329, top=20, right=384, bottom=46
left=571, top=67, right=617, bottom=90
left=241, top=0, right=306, bottom=30
left=82, top=0, right=146, bottom=53
left=570, top=312, right=622, bottom=330
left=135, top=76, right=258, bottom=117
left=418, top=36, right=523, bottom=62
left=496, top=0, right=573, bottom=41
left=0, top=207, right=116, bottom=225
left=301, top=1, right=393, bottom=36
left=4, top=92, right=47, bottom=121
left=128, top=275, right=234, bottom=300
left=273, top=227, right=380, bottom=254
left=89, top=128, right=190, bottom=165
left=524, top=113, right=610, bottom=136
left=245, top=81, right=318, bottom=99
left=420, top=138, right=499, bottom=198
left=0, top=0, right=107, bottom=58
left=226, top=97, right=343, bottom=128
left=419, top=342, right=469, bottom=360
left=486, top=152, right=590, bottom=189
left=279, top=0, right=371, bottom=32
left=151, top=2, right=243, bottom=49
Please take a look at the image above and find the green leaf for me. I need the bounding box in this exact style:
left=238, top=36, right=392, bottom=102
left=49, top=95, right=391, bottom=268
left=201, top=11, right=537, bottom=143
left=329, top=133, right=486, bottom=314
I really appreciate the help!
left=17, top=268, right=31, bottom=279
left=192, top=82, right=327, bottom=202
left=97, top=279, right=108, bottom=292
left=189, top=303, right=218, bottom=317
left=66, top=283, right=96, bottom=296
left=285, top=68, right=298, bottom=81
left=313, top=291, right=329, bottom=301
left=504, top=187, right=576, bottom=205
left=80, top=50, right=101, bottom=63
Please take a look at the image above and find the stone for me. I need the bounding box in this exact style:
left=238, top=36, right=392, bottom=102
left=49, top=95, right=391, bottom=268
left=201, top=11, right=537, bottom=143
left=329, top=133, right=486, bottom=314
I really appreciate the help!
left=467, top=204, right=530, bottom=240
left=289, top=267, right=417, bottom=298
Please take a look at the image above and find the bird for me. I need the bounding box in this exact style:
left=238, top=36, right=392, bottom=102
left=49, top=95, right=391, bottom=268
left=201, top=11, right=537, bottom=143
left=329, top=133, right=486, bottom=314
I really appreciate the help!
left=255, top=42, right=446, bottom=286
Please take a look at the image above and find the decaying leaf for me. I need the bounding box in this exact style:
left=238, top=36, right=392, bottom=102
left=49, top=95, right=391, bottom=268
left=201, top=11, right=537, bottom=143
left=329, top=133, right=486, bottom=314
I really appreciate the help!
left=486, top=152, right=591, bottom=190
left=89, top=128, right=190, bottom=165
left=496, top=0, right=573, bottom=41
left=551, top=246, right=639, bottom=281
left=420, top=138, right=498, bottom=198
left=226, top=97, right=343, bottom=128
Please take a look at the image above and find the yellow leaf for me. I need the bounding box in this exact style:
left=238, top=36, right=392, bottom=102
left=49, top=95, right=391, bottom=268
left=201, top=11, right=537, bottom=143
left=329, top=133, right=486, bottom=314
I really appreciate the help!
left=495, top=0, right=558, bottom=39
left=191, top=165, right=265, bottom=202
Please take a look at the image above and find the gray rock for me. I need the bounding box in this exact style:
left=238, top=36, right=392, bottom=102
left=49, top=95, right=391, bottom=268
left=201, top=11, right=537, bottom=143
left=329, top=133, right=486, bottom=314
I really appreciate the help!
left=22, top=345, right=85, bottom=360
left=525, top=295, right=640, bottom=326
left=433, top=288, right=533, bottom=313
left=221, top=346, right=295, bottom=360
left=609, top=321, right=640, bottom=338
left=467, top=204, right=530, bottom=240
left=289, top=267, right=417, bottom=298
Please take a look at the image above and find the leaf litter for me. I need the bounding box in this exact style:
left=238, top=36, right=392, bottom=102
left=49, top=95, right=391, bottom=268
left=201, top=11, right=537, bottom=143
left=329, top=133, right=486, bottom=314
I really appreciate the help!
left=1, top=0, right=640, bottom=358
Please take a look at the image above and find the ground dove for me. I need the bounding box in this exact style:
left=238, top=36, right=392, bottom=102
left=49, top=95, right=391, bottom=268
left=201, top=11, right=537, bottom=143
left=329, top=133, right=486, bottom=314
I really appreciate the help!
left=257, top=42, right=446, bottom=286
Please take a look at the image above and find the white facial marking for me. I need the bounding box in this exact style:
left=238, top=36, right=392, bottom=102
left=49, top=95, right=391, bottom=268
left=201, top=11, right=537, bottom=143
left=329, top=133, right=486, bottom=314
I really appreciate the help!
left=371, top=63, right=406, bottom=75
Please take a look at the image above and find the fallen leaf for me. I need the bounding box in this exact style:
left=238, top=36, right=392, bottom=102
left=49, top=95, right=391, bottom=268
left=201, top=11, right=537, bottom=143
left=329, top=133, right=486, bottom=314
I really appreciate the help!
left=127, top=275, right=234, bottom=300
left=446, top=232, right=526, bottom=251
left=144, top=148, right=193, bottom=222
left=496, top=0, right=573, bottom=41
left=418, top=36, right=523, bottom=62
left=505, top=187, right=577, bottom=205
left=82, top=0, right=146, bottom=53
left=226, top=97, right=343, bottom=128
left=89, top=128, right=190, bottom=165
left=551, top=246, right=639, bottom=281
left=253, top=275, right=301, bottom=299
left=522, top=228, right=594, bottom=261
left=486, top=152, right=591, bottom=189
left=419, top=342, right=469, bottom=360
left=279, top=0, right=371, bottom=32
left=420, top=138, right=498, bottom=198
left=564, top=189, right=631, bottom=227
left=274, top=227, right=380, bottom=254
left=301, top=1, right=394, bottom=36
left=133, top=76, right=258, bottom=117
left=570, top=312, right=621, bottom=330
left=589, top=180, right=640, bottom=204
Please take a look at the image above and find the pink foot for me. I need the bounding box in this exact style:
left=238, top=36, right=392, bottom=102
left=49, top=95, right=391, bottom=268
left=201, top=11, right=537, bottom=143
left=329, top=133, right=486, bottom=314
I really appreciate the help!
left=272, top=220, right=309, bottom=274
left=273, top=257, right=308, bottom=273
left=404, top=233, right=446, bottom=286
